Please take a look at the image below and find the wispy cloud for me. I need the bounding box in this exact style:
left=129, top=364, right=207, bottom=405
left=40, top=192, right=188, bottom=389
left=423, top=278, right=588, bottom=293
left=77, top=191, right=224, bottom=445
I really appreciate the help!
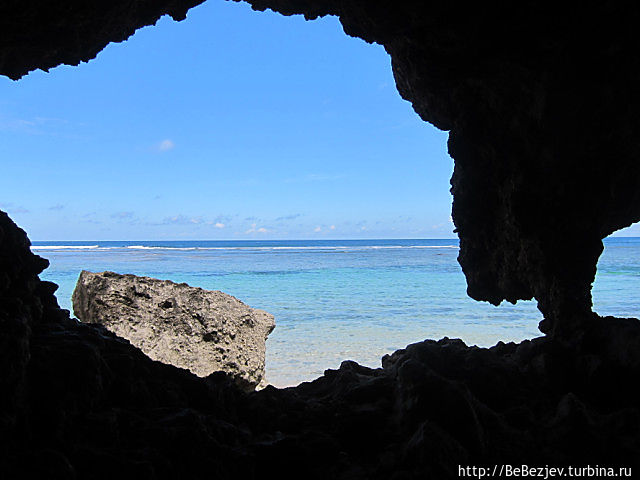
left=155, top=139, right=175, bottom=152
left=111, top=211, right=135, bottom=220
left=110, top=211, right=140, bottom=224
left=430, top=216, right=455, bottom=231
left=0, top=202, right=30, bottom=214
left=10, top=207, right=29, bottom=214
left=48, top=204, right=65, bottom=211
left=0, top=115, right=72, bottom=136
left=275, top=213, right=303, bottom=221
left=311, top=224, right=337, bottom=233
left=211, top=214, right=235, bottom=224
left=77, top=211, right=103, bottom=224
left=148, top=213, right=234, bottom=228
left=245, top=223, right=268, bottom=234
left=162, top=214, right=203, bottom=225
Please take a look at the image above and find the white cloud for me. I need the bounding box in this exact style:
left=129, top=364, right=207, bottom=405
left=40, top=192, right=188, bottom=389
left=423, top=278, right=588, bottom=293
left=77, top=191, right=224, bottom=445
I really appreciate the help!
left=314, top=226, right=322, bottom=232
left=155, top=214, right=233, bottom=228
left=329, top=225, right=336, bottom=230
left=245, top=223, right=268, bottom=234
left=157, top=139, right=175, bottom=152
left=162, top=214, right=202, bottom=225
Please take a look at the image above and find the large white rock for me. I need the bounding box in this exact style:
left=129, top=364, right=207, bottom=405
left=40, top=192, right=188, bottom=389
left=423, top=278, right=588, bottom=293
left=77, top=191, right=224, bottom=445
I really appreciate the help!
left=72, top=271, right=275, bottom=389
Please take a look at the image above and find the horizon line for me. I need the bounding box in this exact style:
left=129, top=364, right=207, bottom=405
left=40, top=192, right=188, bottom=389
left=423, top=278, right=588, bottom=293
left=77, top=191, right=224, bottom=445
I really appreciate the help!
left=31, top=237, right=461, bottom=242
left=29, top=235, right=640, bottom=242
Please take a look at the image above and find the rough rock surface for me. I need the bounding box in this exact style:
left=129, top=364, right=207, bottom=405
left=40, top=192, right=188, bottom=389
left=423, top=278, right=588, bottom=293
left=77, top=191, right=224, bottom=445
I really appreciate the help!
left=2, top=211, right=640, bottom=479
left=72, top=270, right=275, bottom=389
left=2, top=0, right=640, bottom=478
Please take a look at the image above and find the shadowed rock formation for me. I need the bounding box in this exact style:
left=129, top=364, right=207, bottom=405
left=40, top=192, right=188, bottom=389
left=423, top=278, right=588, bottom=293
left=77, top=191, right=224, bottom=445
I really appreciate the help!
left=2, top=0, right=640, bottom=478
left=1, top=211, right=639, bottom=479
left=72, top=271, right=275, bottom=389
left=0, top=0, right=205, bottom=80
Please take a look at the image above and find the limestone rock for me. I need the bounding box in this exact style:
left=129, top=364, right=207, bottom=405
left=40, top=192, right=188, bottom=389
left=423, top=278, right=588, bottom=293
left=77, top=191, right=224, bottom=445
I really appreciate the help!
left=4, top=0, right=640, bottom=476
left=1, top=211, right=640, bottom=478
left=72, top=270, right=275, bottom=389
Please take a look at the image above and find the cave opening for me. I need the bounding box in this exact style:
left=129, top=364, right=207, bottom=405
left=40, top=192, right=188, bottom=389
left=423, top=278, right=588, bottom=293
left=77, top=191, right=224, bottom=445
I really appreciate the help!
left=3, top=0, right=640, bottom=475
left=1, top=0, right=549, bottom=387
left=13, top=0, right=640, bottom=383
left=592, top=225, right=640, bottom=320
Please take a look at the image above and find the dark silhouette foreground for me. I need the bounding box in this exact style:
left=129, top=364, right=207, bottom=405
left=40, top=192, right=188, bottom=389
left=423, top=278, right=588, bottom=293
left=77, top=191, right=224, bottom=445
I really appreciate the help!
left=2, top=1, right=640, bottom=478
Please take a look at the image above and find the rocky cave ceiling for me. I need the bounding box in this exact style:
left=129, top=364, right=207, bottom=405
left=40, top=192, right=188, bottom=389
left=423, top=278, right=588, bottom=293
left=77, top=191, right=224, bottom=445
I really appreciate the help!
left=3, top=2, right=640, bottom=477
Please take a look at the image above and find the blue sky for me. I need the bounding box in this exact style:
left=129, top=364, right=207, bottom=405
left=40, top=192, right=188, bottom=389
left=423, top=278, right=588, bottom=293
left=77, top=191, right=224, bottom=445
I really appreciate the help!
left=1, top=1, right=636, bottom=240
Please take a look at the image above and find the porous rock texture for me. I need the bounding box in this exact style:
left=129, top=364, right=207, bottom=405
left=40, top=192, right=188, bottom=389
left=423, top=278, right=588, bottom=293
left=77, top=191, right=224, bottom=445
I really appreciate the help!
left=2, top=0, right=640, bottom=478
left=3, top=1, right=640, bottom=338
left=72, top=270, right=275, bottom=389
left=2, top=211, right=640, bottom=478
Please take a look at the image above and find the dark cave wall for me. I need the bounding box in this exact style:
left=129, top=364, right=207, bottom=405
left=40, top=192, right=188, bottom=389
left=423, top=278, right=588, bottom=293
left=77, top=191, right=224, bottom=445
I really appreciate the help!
left=0, top=0, right=205, bottom=80
left=2, top=210, right=640, bottom=480
left=2, top=0, right=640, bottom=336
left=0, top=212, right=47, bottom=431
left=2, top=2, right=640, bottom=477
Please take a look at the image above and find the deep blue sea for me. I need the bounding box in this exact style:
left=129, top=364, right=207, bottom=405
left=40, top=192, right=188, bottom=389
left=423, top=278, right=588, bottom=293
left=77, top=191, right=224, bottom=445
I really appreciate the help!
left=33, top=238, right=640, bottom=386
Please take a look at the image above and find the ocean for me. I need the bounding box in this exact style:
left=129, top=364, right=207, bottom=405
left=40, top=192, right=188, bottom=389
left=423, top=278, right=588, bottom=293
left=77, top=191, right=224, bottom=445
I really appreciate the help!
left=33, top=237, right=640, bottom=387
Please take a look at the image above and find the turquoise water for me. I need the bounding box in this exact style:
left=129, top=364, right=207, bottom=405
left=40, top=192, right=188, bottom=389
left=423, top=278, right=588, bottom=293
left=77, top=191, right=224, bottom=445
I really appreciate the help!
left=33, top=238, right=640, bottom=386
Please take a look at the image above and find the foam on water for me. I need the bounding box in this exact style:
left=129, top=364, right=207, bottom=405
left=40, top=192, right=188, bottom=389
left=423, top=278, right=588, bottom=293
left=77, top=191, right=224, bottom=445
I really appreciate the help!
left=32, top=245, right=100, bottom=250
left=33, top=244, right=460, bottom=252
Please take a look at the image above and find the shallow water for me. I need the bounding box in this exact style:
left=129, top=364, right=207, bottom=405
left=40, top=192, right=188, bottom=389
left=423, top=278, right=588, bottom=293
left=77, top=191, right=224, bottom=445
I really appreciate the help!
left=34, top=238, right=639, bottom=386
